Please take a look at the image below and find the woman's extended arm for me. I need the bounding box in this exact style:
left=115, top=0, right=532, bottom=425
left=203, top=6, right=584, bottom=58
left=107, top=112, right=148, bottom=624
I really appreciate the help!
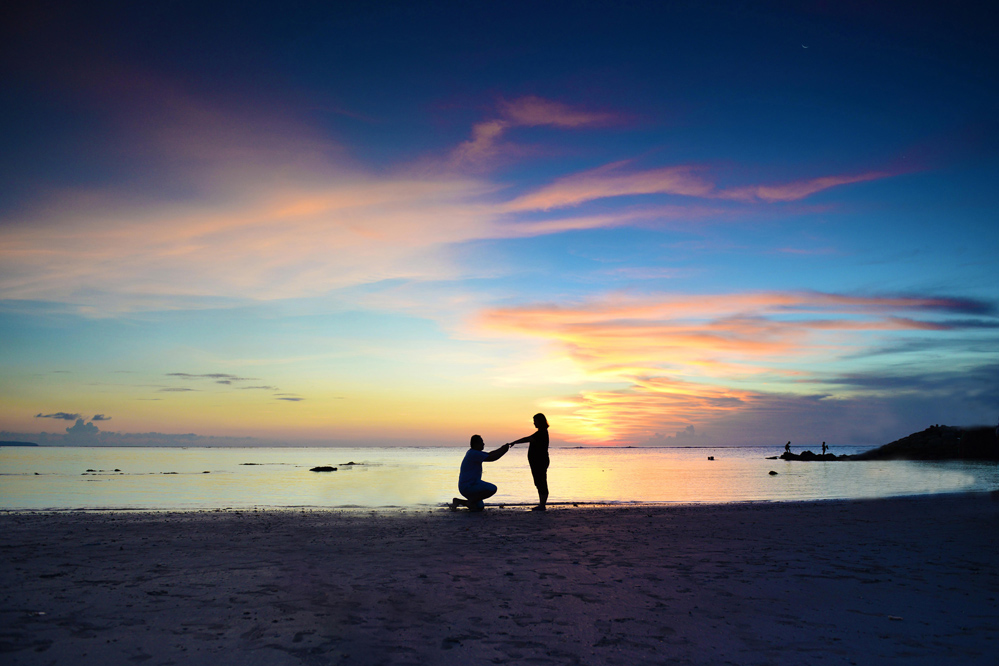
left=506, top=432, right=535, bottom=446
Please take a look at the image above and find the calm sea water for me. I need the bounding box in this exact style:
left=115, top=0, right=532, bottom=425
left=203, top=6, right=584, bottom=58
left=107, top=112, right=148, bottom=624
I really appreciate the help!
left=1, top=445, right=996, bottom=510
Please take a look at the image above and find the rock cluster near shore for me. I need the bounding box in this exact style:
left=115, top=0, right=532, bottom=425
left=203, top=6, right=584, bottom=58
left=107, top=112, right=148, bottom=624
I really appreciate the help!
left=779, top=450, right=850, bottom=461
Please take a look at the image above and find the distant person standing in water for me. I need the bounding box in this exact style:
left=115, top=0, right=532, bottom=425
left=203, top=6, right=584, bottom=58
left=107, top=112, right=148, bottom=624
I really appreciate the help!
left=451, top=435, right=512, bottom=512
left=508, top=413, right=550, bottom=511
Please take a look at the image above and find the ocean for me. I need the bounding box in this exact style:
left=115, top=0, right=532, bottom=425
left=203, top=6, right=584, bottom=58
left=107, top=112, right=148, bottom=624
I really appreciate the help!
left=1, top=445, right=996, bottom=510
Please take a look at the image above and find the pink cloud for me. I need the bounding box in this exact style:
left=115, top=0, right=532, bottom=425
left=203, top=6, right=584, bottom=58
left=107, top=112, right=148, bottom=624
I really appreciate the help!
left=498, top=96, right=616, bottom=128
left=504, top=162, right=714, bottom=212
left=450, top=96, right=618, bottom=167
left=0, top=174, right=504, bottom=307
left=718, top=171, right=894, bottom=203
left=506, top=162, right=904, bottom=211
left=448, top=119, right=510, bottom=165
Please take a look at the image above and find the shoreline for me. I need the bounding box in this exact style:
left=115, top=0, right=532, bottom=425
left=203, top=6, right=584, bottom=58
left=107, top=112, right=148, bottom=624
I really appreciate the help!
left=3, top=492, right=997, bottom=664
left=3, top=489, right=996, bottom=514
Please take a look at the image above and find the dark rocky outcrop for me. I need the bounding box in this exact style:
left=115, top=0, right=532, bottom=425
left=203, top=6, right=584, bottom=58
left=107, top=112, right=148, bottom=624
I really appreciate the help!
left=779, top=425, right=999, bottom=462
left=310, top=466, right=337, bottom=472
left=851, top=425, right=998, bottom=461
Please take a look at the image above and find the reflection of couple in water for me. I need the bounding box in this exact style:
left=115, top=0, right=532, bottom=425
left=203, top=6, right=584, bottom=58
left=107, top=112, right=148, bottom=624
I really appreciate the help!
left=450, top=413, right=550, bottom=512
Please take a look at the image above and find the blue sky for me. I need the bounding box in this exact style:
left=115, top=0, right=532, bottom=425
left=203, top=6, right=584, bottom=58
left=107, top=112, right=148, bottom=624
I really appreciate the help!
left=1, top=0, right=997, bottom=446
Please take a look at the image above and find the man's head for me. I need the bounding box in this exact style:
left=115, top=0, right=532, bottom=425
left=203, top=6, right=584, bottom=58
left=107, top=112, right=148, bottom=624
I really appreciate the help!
left=470, top=434, right=484, bottom=450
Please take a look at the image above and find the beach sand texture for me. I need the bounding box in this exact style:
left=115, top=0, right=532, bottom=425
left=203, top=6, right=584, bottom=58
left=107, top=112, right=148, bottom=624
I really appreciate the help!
left=2, top=494, right=997, bottom=665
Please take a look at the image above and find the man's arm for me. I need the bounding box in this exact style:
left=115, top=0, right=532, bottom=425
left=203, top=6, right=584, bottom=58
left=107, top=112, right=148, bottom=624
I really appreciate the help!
left=485, top=443, right=511, bottom=462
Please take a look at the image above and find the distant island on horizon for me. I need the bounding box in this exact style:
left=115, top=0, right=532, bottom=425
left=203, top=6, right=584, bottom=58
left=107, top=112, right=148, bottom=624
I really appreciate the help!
left=0, top=441, right=39, bottom=446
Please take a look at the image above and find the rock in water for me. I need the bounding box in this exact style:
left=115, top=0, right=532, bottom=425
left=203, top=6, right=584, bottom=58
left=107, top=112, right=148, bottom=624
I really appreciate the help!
left=310, top=466, right=337, bottom=472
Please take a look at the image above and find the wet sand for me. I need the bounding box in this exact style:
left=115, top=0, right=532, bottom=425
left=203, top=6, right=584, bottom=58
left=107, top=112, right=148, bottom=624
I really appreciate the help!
left=2, top=493, right=997, bottom=665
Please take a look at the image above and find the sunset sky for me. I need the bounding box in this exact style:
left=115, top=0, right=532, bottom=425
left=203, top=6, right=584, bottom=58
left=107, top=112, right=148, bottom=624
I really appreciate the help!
left=2, top=1, right=997, bottom=447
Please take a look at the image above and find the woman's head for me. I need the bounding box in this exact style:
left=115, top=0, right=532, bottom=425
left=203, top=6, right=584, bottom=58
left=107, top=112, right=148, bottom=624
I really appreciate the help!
left=533, top=413, right=549, bottom=429
left=470, top=434, right=484, bottom=450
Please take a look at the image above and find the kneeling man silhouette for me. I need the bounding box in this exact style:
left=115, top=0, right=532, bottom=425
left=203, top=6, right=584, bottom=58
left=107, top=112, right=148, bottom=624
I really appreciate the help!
left=450, top=435, right=512, bottom=512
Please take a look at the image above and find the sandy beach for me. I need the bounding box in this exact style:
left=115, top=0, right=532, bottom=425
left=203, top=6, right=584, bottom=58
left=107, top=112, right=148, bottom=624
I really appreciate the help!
left=2, top=494, right=997, bottom=665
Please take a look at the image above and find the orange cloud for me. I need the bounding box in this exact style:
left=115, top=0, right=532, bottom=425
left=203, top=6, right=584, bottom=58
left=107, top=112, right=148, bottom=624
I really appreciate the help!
left=546, top=378, right=761, bottom=442
left=477, top=291, right=978, bottom=442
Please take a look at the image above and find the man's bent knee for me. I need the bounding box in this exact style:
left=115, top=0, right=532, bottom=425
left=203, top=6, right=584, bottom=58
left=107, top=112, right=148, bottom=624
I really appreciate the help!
left=460, top=480, right=497, bottom=502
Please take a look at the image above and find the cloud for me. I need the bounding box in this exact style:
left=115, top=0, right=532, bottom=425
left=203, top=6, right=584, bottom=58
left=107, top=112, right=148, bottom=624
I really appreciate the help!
left=505, top=163, right=714, bottom=211
left=160, top=373, right=301, bottom=400
left=66, top=418, right=99, bottom=435
left=0, top=60, right=510, bottom=309
left=0, top=171, right=508, bottom=308
left=450, top=96, right=616, bottom=166
left=276, top=397, right=304, bottom=402
left=0, top=75, right=915, bottom=316
left=825, top=362, right=999, bottom=401
left=36, top=412, right=82, bottom=421
left=506, top=162, right=902, bottom=212
left=477, top=290, right=996, bottom=442
left=646, top=424, right=698, bottom=445
left=91, top=414, right=111, bottom=421
left=499, top=96, right=616, bottom=128
left=718, top=171, right=893, bottom=203
left=450, top=119, right=510, bottom=165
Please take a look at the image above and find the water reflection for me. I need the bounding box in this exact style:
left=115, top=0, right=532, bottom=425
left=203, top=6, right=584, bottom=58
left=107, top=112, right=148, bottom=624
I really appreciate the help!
left=1, top=446, right=995, bottom=510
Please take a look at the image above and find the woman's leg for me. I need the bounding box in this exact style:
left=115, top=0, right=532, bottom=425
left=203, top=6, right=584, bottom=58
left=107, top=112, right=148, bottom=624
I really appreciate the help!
left=530, top=457, right=549, bottom=510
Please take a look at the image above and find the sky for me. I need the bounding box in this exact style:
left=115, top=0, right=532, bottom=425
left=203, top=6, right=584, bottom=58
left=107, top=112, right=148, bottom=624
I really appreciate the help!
left=1, top=0, right=997, bottom=447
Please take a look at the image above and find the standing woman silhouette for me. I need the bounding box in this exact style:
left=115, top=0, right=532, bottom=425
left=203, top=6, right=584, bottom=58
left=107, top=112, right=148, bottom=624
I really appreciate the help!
left=508, top=413, right=550, bottom=511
